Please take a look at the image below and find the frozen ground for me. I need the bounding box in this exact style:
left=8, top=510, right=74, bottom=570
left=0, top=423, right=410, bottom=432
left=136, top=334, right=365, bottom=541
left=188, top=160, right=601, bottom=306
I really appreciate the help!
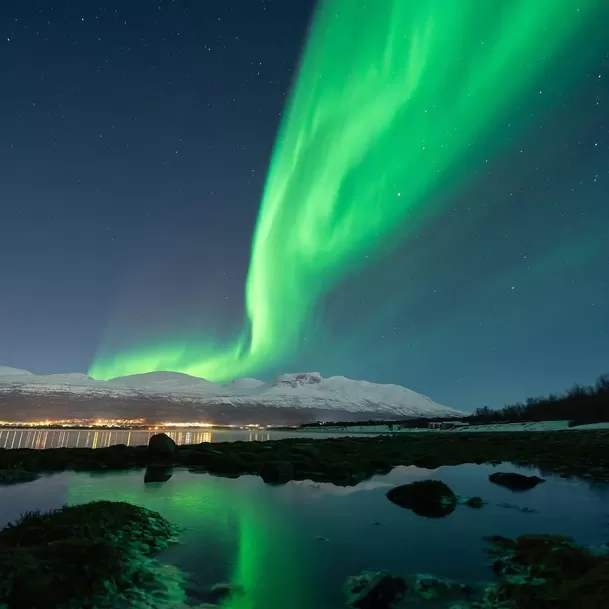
left=290, top=420, right=609, bottom=434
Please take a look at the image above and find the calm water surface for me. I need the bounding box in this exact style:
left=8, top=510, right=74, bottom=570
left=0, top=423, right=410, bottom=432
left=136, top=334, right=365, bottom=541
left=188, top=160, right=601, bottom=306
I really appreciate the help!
left=1, top=464, right=607, bottom=608
left=0, top=427, right=359, bottom=449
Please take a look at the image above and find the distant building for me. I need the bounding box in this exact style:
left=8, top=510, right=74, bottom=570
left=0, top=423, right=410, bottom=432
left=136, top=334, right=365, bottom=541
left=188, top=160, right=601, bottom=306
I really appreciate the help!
left=428, top=420, right=469, bottom=430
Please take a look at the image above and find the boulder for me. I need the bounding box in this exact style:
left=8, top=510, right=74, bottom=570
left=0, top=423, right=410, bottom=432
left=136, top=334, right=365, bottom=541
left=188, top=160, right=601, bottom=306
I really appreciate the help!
left=386, top=480, right=457, bottom=518
left=345, top=571, right=408, bottom=609
left=489, top=472, right=545, bottom=491
left=259, top=461, right=295, bottom=484
left=148, top=433, right=177, bottom=457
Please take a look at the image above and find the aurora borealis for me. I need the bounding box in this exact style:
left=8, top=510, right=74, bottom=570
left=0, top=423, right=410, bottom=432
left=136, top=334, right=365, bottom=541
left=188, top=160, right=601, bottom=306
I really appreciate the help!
left=88, top=1, right=608, bottom=388
left=2, top=0, right=609, bottom=409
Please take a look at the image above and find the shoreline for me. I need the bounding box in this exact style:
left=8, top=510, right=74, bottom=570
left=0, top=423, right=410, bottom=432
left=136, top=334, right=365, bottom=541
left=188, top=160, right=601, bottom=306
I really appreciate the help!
left=1, top=429, right=608, bottom=485
left=3, top=418, right=608, bottom=434
left=2, top=431, right=608, bottom=607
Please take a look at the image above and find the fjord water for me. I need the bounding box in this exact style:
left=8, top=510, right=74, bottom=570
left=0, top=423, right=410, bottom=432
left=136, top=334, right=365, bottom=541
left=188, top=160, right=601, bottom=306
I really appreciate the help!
left=0, top=428, right=375, bottom=449
left=1, top=465, right=608, bottom=609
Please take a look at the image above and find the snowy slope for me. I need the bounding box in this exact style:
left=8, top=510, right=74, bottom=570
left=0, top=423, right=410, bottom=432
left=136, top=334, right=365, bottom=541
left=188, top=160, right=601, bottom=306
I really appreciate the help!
left=0, top=366, right=34, bottom=377
left=204, top=372, right=461, bottom=417
left=106, top=371, right=220, bottom=394
left=0, top=367, right=461, bottom=418
left=225, top=378, right=266, bottom=390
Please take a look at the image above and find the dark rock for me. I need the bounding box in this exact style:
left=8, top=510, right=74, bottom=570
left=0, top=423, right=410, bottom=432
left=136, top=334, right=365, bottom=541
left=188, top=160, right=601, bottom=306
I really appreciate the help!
left=386, top=480, right=457, bottom=518
left=489, top=471, right=545, bottom=491
left=486, top=533, right=609, bottom=608
left=367, top=458, right=393, bottom=474
left=144, top=465, right=174, bottom=483
left=259, top=460, right=295, bottom=484
left=148, top=433, right=177, bottom=457
left=491, top=557, right=520, bottom=576
left=346, top=571, right=408, bottom=609
left=205, top=453, right=252, bottom=477
left=410, top=573, right=475, bottom=602
left=0, top=469, right=39, bottom=486
left=465, top=496, right=484, bottom=508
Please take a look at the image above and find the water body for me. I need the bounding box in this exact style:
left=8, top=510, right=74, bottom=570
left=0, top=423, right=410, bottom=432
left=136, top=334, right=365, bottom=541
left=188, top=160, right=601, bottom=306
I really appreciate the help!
left=0, top=427, right=367, bottom=449
left=1, top=464, right=607, bottom=608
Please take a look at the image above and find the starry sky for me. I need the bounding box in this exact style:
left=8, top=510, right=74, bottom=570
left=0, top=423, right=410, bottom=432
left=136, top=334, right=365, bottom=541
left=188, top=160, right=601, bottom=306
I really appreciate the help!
left=1, top=0, right=608, bottom=412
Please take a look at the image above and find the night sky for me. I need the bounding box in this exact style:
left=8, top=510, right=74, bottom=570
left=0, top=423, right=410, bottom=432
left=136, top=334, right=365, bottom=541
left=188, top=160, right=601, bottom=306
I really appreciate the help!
left=1, top=0, right=608, bottom=412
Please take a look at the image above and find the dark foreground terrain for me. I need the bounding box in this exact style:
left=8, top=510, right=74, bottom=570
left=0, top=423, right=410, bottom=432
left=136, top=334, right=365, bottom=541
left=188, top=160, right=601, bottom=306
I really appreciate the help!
left=1, top=431, right=609, bottom=608
left=0, top=501, right=179, bottom=609
left=1, top=429, right=608, bottom=486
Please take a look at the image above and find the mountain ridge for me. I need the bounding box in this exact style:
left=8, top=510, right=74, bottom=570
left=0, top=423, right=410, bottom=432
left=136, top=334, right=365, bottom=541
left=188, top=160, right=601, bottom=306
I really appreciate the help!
left=0, top=366, right=462, bottom=423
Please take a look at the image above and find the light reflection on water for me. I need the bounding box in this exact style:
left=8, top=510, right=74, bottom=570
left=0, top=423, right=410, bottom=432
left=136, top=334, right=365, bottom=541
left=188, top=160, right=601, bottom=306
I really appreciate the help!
left=0, top=428, right=362, bottom=449
left=0, top=428, right=278, bottom=449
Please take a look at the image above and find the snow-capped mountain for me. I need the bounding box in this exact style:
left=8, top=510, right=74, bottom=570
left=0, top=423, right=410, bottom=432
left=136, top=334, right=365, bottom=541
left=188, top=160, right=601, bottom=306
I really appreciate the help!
left=0, top=366, right=462, bottom=424
left=0, top=366, right=34, bottom=377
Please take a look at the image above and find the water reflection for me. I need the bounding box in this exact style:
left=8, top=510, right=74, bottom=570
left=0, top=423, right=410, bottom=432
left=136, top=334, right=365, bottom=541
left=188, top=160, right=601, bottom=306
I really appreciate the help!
left=0, top=428, right=277, bottom=449
left=1, top=465, right=608, bottom=609
left=64, top=471, right=318, bottom=609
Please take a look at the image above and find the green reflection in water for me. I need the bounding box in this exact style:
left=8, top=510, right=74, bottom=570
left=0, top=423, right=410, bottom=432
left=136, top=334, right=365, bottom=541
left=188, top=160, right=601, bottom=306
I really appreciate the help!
left=223, top=482, right=318, bottom=609
left=66, top=472, right=319, bottom=609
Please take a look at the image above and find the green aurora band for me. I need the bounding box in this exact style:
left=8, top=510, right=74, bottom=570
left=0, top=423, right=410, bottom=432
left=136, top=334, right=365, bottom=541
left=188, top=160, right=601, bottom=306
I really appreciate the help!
left=90, top=0, right=607, bottom=382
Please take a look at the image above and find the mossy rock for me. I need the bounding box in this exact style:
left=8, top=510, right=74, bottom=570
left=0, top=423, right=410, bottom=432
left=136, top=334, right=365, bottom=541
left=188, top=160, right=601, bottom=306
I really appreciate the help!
left=345, top=571, right=408, bottom=609
left=0, top=500, right=177, bottom=609
left=487, top=534, right=609, bottom=609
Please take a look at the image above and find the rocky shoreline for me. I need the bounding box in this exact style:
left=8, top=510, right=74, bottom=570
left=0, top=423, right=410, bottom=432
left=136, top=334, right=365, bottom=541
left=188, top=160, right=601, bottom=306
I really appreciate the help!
left=1, top=475, right=605, bottom=608
left=345, top=533, right=609, bottom=608
left=0, top=500, right=181, bottom=609
left=1, top=429, right=608, bottom=486
left=1, top=431, right=608, bottom=608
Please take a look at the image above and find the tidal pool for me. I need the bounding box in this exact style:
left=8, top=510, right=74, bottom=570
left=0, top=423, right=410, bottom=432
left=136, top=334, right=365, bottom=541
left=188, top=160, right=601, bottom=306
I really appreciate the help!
left=1, top=463, right=607, bottom=608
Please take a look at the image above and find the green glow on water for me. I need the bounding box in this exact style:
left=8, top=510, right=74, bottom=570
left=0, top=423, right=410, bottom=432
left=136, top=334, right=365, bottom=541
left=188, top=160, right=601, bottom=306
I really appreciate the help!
left=221, top=483, right=316, bottom=609
left=90, top=0, right=605, bottom=382
left=66, top=473, right=318, bottom=609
